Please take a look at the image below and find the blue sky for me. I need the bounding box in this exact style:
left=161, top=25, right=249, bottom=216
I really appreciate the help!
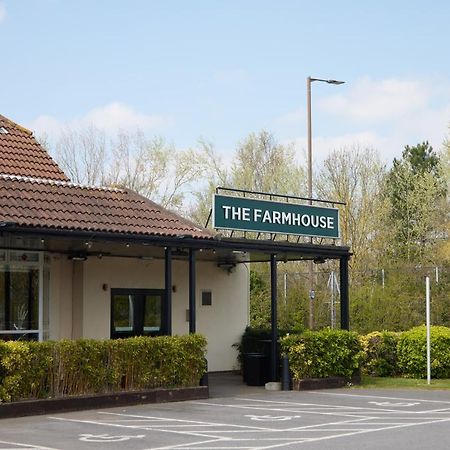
left=2, top=0, right=450, bottom=166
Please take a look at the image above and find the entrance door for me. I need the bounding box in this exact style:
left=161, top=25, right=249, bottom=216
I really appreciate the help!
left=110, top=289, right=166, bottom=339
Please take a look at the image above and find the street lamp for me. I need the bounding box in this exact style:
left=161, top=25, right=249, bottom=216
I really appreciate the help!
left=306, top=76, right=345, bottom=329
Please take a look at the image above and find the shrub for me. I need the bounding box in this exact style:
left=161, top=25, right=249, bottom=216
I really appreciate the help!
left=0, top=334, right=207, bottom=402
left=359, top=331, right=400, bottom=377
left=397, top=325, right=450, bottom=378
left=280, top=329, right=364, bottom=380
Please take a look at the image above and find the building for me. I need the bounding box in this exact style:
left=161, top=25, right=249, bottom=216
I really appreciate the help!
left=0, top=114, right=351, bottom=379
left=0, top=114, right=249, bottom=372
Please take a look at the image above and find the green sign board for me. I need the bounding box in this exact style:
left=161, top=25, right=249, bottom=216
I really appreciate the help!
left=213, top=194, right=340, bottom=239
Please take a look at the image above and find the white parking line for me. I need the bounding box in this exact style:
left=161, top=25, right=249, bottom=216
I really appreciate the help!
left=316, top=391, right=450, bottom=404
left=0, top=441, right=57, bottom=450
left=44, top=394, right=450, bottom=450
left=99, top=412, right=277, bottom=431
left=196, top=399, right=410, bottom=414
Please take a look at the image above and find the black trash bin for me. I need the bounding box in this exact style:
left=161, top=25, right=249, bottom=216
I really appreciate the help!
left=243, top=353, right=268, bottom=386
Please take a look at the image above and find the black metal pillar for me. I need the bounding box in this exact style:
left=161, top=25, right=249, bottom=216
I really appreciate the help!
left=339, top=255, right=349, bottom=330
left=165, top=247, right=172, bottom=335
left=270, top=253, right=278, bottom=381
left=189, top=248, right=196, bottom=334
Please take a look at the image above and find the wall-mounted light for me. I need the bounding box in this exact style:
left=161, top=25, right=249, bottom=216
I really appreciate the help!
left=217, top=262, right=236, bottom=274
left=68, top=253, right=88, bottom=261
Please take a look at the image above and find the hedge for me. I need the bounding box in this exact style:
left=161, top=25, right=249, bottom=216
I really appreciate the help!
left=397, top=326, right=450, bottom=378
left=0, top=334, right=207, bottom=403
left=359, top=331, right=400, bottom=377
left=280, top=329, right=364, bottom=379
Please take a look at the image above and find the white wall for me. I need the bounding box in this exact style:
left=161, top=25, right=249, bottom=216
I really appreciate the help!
left=48, top=254, right=73, bottom=340
left=52, top=256, right=249, bottom=372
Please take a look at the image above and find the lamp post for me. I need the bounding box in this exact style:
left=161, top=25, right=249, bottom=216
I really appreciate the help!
left=306, top=76, right=345, bottom=329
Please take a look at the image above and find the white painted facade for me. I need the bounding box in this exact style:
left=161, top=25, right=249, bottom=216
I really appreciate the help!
left=48, top=254, right=249, bottom=372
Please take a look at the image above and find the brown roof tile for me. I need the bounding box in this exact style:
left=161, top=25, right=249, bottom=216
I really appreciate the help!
left=0, top=115, right=69, bottom=181
left=0, top=174, right=214, bottom=239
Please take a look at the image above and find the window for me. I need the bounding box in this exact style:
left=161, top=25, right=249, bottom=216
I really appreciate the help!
left=111, top=289, right=166, bottom=338
left=201, top=290, right=212, bottom=306
left=0, top=250, right=46, bottom=341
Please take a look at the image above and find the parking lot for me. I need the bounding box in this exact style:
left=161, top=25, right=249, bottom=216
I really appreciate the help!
left=2, top=387, right=450, bottom=449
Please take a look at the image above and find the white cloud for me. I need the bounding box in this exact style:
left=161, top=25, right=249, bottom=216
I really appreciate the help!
left=28, top=102, right=173, bottom=140
left=0, top=2, right=6, bottom=23
left=318, top=77, right=430, bottom=123
left=81, top=102, right=171, bottom=133
left=278, top=76, right=450, bottom=166
left=276, top=107, right=306, bottom=127
left=290, top=131, right=386, bottom=167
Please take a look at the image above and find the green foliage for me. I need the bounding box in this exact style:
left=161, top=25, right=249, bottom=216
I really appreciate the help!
left=359, top=331, right=400, bottom=377
left=315, top=146, right=386, bottom=270
left=0, top=335, right=207, bottom=402
left=384, top=142, right=446, bottom=262
left=230, top=131, right=305, bottom=195
left=398, top=142, right=442, bottom=178
left=397, top=326, right=450, bottom=379
left=280, top=329, right=363, bottom=379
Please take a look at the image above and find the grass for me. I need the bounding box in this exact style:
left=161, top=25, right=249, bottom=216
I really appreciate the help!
left=356, top=375, right=450, bottom=390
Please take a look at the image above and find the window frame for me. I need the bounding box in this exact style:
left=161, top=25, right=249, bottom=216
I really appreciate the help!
left=110, top=288, right=166, bottom=339
left=0, top=250, right=46, bottom=341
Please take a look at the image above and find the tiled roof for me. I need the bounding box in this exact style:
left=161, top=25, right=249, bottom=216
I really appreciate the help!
left=0, top=174, right=214, bottom=239
left=0, top=114, right=69, bottom=181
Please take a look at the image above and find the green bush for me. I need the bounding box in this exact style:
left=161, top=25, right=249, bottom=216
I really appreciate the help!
left=359, top=331, right=400, bottom=377
left=0, top=334, right=207, bottom=402
left=397, top=325, right=450, bottom=378
left=280, top=329, right=364, bottom=380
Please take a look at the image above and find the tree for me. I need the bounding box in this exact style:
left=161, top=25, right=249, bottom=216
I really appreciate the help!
left=189, top=130, right=306, bottom=225
left=437, top=138, right=450, bottom=262
left=384, top=142, right=446, bottom=262
left=107, top=131, right=207, bottom=210
left=230, top=131, right=305, bottom=195
left=53, top=125, right=108, bottom=186
left=48, top=126, right=208, bottom=211
left=315, top=146, right=386, bottom=270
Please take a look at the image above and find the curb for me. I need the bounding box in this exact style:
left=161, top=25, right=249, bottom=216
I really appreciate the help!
left=0, top=386, right=209, bottom=419
left=292, top=376, right=361, bottom=390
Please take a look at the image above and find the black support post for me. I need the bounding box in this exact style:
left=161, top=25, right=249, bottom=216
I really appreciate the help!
left=189, top=248, right=196, bottom=334
left=339, top=256, right=350, bottom=330
left=165, top=247, right=172, bottom=336
left=270, top=253, right=278, bottom=381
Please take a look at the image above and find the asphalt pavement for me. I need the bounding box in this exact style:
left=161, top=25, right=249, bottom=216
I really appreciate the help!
left=1, top=374, right=450, bottom=449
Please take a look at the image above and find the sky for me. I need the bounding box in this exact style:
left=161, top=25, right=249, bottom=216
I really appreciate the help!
left=2, top=0, right=450, bottom=169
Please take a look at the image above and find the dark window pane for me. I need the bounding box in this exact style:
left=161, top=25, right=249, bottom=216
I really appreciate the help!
left=202, top=291, right=212, bottom=306
left=112, top=295, right=134, bottom=332
left=0, top=272, right=4, bottom=330
left=0, top=332, right=38, bottom=341
left=143, top=295, right=161, bottom=332
left=9, top=269, right=38, bottom=330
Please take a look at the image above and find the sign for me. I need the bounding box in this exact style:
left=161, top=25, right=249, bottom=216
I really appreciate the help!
left=213, top=194, right=339, bottom=239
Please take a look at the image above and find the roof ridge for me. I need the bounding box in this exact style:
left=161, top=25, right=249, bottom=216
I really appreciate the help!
left=0, top=114, right=33, bottom=136
left=0, top=173, right=126, bottom=193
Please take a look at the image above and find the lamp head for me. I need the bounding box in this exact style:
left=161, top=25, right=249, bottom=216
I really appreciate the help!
left=327, top=79, right=345, bottom=85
